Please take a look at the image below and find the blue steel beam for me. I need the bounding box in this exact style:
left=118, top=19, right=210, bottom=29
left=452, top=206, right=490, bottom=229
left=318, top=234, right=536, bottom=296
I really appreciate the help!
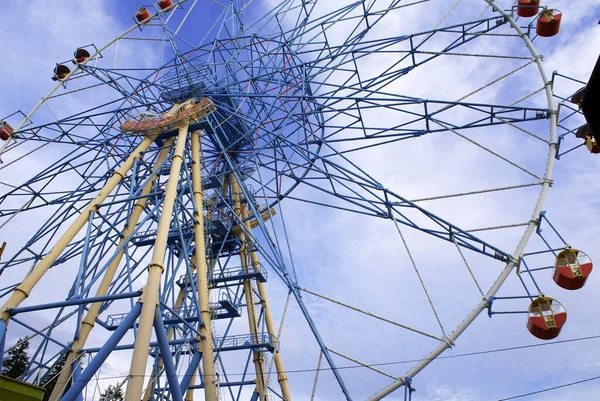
left=154, top=309, right=185, bottom=401
left=8, top=291, right=143, bottom=315
left=61, top=302, right=142, bottom=401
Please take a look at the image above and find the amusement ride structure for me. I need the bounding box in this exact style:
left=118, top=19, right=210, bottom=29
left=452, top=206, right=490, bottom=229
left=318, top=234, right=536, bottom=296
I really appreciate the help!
left=0, top=0, right=597, bottom=400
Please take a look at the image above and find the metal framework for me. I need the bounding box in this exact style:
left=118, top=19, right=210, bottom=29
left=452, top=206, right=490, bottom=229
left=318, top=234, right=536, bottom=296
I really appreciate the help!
left=0, top=1, right=586, bottom=400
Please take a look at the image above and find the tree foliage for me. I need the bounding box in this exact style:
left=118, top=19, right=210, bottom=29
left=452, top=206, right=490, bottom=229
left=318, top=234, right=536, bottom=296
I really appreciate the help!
left=41, top=353, right=67, bottom=401
left=99, top=384, right=124, bottom=401
left=1, top=337, right=29, bottom=379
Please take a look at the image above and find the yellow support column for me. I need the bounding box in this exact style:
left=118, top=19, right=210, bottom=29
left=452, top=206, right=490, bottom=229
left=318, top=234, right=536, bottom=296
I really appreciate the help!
left=50, top=139, right=175, bottom=401
left=0, top=135, right=154, bottom=321
left=231, top=175, right=268, bottom=401
left=125, top=127, right=188, bottom=401
left=190, top=129, right=218, bottom=401
left=234, top=182, right=291, bottom=400
left=246, top=224, right=291, bottom=400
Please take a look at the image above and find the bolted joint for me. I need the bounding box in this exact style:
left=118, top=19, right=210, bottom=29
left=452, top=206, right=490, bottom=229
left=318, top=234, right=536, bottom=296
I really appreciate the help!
left=138, top=288, right=160, bottom=306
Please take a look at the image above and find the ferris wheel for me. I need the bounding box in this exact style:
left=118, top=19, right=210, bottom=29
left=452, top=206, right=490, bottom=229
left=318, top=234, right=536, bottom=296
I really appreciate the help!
left=0, top=1, right=595, bottom=400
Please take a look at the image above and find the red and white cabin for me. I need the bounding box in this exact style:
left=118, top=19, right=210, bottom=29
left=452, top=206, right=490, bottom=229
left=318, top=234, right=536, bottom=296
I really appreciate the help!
left=0, top=121, right=13, bottom=141
left=526, top=297, right=567, bottom=340
left=553, top=248, right=593, bottom=290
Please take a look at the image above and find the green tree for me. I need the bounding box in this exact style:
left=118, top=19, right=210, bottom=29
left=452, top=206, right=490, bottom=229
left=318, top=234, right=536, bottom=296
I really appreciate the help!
left=1, top=337, right=29, bottom=379
left=99, top=384, right=124, bottom=401
left=41, top=353, right=66, bottom=401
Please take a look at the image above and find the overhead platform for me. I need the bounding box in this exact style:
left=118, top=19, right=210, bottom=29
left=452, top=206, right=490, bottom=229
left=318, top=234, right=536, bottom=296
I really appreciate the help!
left=215, top=333, right=276, bottom=353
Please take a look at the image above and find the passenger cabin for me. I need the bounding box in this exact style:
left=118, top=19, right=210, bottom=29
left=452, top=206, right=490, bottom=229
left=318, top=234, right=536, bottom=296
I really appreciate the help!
left=553, top=248, right=593, bottom=290
left=52, top=64, right=70, bottom=81
left=526, top=297, right=566, bottom=340
left=0, top=121, right=13, bottom=141
left=158, top=0, right=174, bottom=10
left=516, top=0, right=539, bottom=18
left=536, top=9, right=562, bottom=37
left=136, top=7, right=151, bottom=22
left=578, top=55, right=600, bottom=148
left=73, top=48, right=91, bottom=64
left=575, top=124, right=599, bottom=154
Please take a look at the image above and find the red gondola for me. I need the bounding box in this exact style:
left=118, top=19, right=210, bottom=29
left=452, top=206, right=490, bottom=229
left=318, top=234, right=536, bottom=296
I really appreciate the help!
left=536, top=9, right=562, bottom=37
left=73, top=48, right=91, bottom=64
left=0, top=121, right=13, bottom=141
left=517, top=0, right=540, bottom=18
left=136, top=7, right=151, bottom=22
left=553, top=249, right=593, bottom=290
left=52, top=64, right=71, bottom=81
left=158, top=0, right=174, bottom=10
left=526, top=297, right=566, bottom=340
left=575, top=124, right=600, bottom=154
left=585, top=136, right=600, bottom=154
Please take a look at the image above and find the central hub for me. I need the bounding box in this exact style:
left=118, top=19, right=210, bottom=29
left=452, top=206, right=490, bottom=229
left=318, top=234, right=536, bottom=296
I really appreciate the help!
left=120, top=98, right=216, bottom=136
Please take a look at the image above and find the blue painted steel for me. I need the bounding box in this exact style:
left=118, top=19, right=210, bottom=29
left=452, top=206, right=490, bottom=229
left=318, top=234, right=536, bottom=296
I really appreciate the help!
left=8, top=291, right=142, bottom=315
left=10, top=317, right=71, bottom=351
left=0, top=320, right=6, bottom=366
left=83, top=338, right=195, bottom=354
left=179, top=348, right=202, bottom=394
left=520, top=259, right=543, bottom=294
left=288, top=284, right=352, bottom=400
left=539, top=212, right=568, bottom=245
left=487, top=296, right=533, bottom=317
left=185, top=380, right=255, bottom=390
left=153, top=309, right=184, bottom=401
left=158, top=301, right=203, bottom=336
left=404, top=376, right=413, bottom=401
left=60, top=302, right=142, bottom=401
left=522, top=248, right=566, bottom=257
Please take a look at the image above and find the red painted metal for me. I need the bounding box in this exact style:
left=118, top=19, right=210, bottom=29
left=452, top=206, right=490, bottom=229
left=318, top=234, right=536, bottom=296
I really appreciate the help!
left=526, top=298, right=567, bottom=340
left=136, top=7, right=151, bottom=22
left=0, top=121, right=13, bottom=141
left=536, top=9, right=562, bottom=37
left=586, top=137, right=600, bottom=154
left=73, top=48, right=91, bottom=64
left=553, top=249, right=593, bottom=290
left=158, top=0, right=174, bottom=10
left=517, top=0, right=540, bottom=18
left=53, top=64, right=71, bottom=81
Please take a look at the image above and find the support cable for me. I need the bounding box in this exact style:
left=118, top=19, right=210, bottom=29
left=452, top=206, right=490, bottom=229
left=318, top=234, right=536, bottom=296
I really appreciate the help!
left=389, top=209, right=448, bottom=339
left=466, top=222, right=530, bottom=233
left=310, top=351, right=323, bottom=401
left=299, top=287, right=443, bottom=342
left=452, top=238, right=484, bottom=297
left=405, top=182, right=540, bottom=203
left=434, top=120, right=540, bottom=179
left=497, top=374, right=600, bottom=401
left=327, top=348, right=396, bottom=380
left=266, top=292, right=292, bottom=385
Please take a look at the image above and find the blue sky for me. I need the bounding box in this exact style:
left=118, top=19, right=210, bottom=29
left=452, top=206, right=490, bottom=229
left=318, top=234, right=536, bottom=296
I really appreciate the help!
left=0, top=1, right=600, bottom=400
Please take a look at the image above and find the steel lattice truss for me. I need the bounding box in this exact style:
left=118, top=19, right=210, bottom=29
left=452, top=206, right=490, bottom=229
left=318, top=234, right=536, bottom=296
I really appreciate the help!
left=0, top=0, right=575, bottom=400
